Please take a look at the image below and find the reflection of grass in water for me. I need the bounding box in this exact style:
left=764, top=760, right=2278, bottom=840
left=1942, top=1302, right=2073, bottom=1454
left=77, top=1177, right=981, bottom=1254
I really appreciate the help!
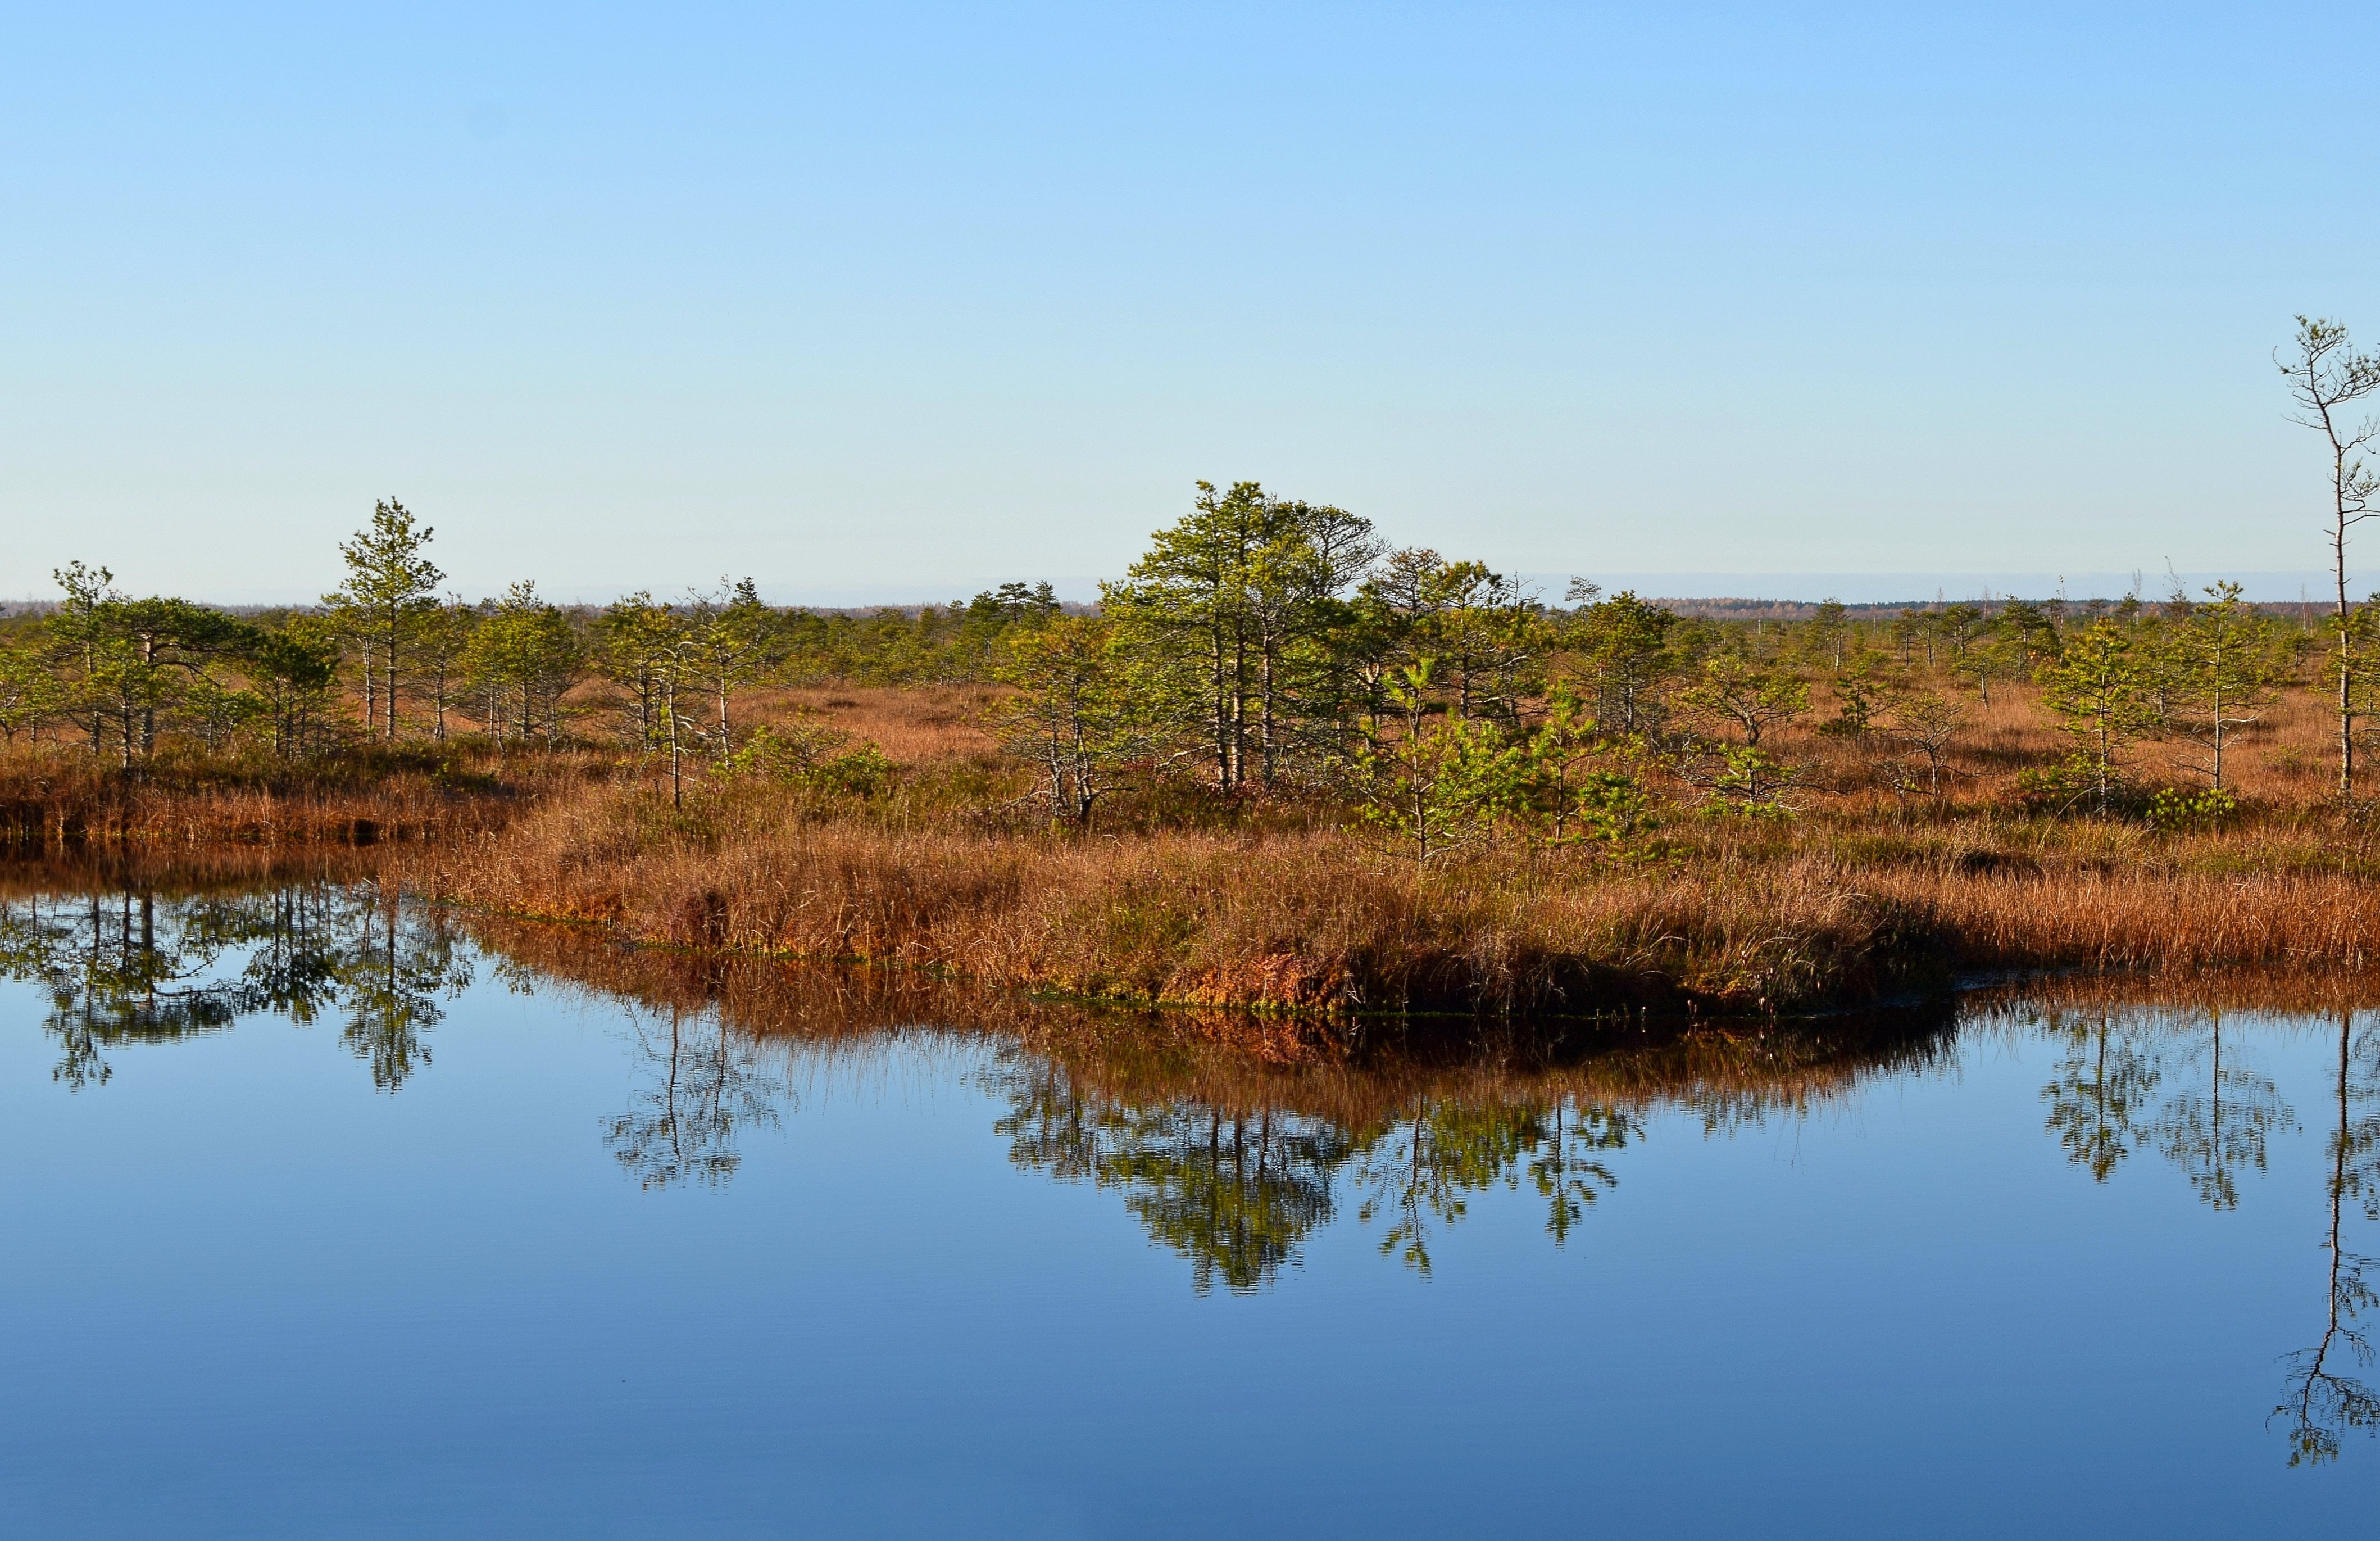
left=0, top=740, right=588, bottom=849
left=469, top=902, right=1959, bottom=1117
left=490, top=910, right=2380, bottom=1468
left=0, top=847, right=384, bottom=900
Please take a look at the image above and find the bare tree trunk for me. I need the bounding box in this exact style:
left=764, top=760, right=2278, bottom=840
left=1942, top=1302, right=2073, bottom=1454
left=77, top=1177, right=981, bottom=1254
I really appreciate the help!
left=2281, top=321, right=2380, bottom=797
left=1230, top=631, right=1247, bottom=788
left=666, top=677, right=683, bottom=809
left=1210, top=626, right=1230, bottom=790
left=1260, top=640, right=1277, bottom=786
left=2338, top=510, right=2354, bottom=799
left=384, top=605, right=399, bottom=743
left=140, top=634, right=157, bottom=756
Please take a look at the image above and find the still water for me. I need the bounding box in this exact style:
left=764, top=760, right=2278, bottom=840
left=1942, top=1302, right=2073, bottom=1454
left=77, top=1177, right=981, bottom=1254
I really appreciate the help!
left=2, top=876, right=2376, bottom=1537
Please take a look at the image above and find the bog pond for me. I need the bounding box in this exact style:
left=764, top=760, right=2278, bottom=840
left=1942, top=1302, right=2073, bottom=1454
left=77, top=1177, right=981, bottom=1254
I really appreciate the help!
left=2, top=873, right=2376, bottom=1537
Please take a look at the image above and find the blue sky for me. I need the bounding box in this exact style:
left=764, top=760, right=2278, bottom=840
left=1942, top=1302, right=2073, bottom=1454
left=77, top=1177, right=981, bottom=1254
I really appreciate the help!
left=6, top=3, right=2378, bottom=603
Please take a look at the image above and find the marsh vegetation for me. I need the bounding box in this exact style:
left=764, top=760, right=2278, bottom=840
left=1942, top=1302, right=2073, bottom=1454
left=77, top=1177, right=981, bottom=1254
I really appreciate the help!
left=15, top=323, right=2380, bottom=1017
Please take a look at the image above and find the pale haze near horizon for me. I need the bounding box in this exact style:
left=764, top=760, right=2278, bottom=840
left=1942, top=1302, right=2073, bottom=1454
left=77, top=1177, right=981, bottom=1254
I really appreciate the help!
left=5, top=3, right=2377, bottom=606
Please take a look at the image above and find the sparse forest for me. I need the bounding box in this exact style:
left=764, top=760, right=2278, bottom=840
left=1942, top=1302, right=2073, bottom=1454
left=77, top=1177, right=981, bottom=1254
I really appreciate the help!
left=0, top=488, right=2352, bottom=837
left=15, top=322, right=2380, bottom=1017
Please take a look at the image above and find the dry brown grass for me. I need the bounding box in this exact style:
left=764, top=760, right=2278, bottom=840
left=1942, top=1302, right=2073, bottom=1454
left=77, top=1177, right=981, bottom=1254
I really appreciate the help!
left=414, top=778, right=1948, bottom=1017
left=414, top=758, right=2380, bottom=1026
left=1792, top=673, right=2336, bottom=812
left=1855, top=862, right=2380, bottom=972
left=743, top=683, right=1004, bottom=765
left=0, top=741, right=596, bottom=850
left=35, top=668, right=2380, bottom=1023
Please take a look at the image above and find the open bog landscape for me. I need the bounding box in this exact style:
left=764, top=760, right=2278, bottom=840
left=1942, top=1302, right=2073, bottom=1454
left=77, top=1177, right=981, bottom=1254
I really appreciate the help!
left=16, top=4, right=2380, bottom=1534
left=15, top=402, right=2380, bottom=1538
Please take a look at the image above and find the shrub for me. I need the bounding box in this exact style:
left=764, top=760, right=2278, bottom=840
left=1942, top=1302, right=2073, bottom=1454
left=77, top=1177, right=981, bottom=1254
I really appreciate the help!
left=721, top=722, right=851, bottom=780
left=2147, top=786, right=2241, bottom=831
left=719, top=724, right=895, bottom=799
left=810, top=744, right=896, bottom=799
left=1696, top=746, right=1798, bottom=822
left=1567, top=771, right=1670, bottom=862
left=2014, top=753, right=2118, bottom=817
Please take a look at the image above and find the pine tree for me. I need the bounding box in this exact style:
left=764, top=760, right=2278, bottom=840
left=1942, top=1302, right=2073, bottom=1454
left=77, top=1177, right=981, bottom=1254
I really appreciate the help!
left=1106, top=482, right=1377, bottom=790
left=2165, top=582, right=2275, bottom=790
left=2038, top=619, right=2158, bottom=814
left=330, top=500, right=443, bottom=742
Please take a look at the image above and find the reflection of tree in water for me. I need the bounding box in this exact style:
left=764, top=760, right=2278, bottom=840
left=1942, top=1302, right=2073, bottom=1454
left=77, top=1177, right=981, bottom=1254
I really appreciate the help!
left=1352, top=1099, right=1605, bottom=1275
left=335, top=885, right=471, bottom=1091
left=0, top=881, right=469, bottom=1093
left=992, top=1059, right=1350, bottom=1294
left=2019, top=998, right=2302, bottom=1208
left=2041, top=1013, right=2166, bottom=1181
left=2009, top=994, right=2380, bottom=1465
left=2273, top=1012, right=2380, bottom=1465
left=1530, top=1102, right=1633, bottom=1247
left=464, top=912, right=1950, bottom=1284
left=0, top=891, right=239, bottom=1089
left=2149, top=1009, right=2296, bottom=1212
left=989, top=1057, right=1642, bottom=1291
left=603, top=1004, right=787, bottom=1190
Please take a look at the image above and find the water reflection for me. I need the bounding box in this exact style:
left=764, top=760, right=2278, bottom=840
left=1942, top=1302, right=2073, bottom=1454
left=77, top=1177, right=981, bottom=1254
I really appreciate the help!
left=2272, top=1011, right=2380, bottom=1465
left=993, top=1066, right=1350, bottom=1293
left=1975, top=987, right=2380, bottom=1465
left=1356, top=1100, right=1634, bottom=1271
left=0, top=877, right=467, bottom=1091
left=988, top=1081, right=1633, bottom=1288
left=2041, top=1012, right=2166, bottom=1180
left=2154, top=1010, right=2296, bottom=1212
left=18, top=874, right=2380, bottom=1469
left=2036, top=1006, right=2300, bottom=1202
left=605, top=1003, right=789, bottom=1190
left=534, top=937, right=2380, bottom=1466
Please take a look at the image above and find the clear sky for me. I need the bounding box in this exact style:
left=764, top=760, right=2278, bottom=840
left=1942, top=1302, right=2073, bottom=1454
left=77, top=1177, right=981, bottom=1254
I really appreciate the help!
left=7, top=3, right=2379, bottom=604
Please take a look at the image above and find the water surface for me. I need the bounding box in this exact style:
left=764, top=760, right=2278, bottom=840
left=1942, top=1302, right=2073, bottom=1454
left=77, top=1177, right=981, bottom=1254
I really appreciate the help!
left=2, top=876, right=2375, bottom=1537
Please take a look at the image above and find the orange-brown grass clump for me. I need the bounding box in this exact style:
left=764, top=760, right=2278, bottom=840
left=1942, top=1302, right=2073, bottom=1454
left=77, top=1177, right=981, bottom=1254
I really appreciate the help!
left=417, top=776, right=1947, bottom=1019
left=414, top=672, right=2380, bottom=1025
left=1850, top=860, right=2380, bottom=974
left=0, top=741, right=600, bottom=851
left=0, top=844, right=386, bottom=900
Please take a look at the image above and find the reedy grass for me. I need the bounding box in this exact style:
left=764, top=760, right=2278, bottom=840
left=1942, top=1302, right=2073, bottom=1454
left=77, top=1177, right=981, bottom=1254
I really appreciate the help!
left=416, top=776, right=1946, bottom=1017
left=25, top=674, right=2380, bottom=1022
left=0, top=740, right=596, bottom=848
left=415, top=757, right=2380, bottom=1024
